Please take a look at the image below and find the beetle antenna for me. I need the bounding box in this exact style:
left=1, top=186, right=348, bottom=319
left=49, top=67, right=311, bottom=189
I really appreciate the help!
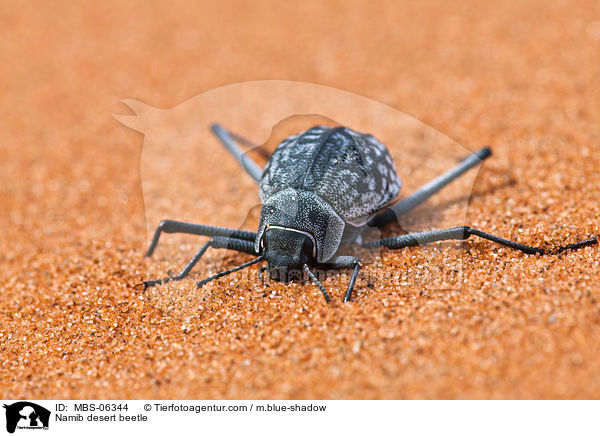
left=197, top=256, right=264, bottom=288
left=303, top=264, right=331, bottom=303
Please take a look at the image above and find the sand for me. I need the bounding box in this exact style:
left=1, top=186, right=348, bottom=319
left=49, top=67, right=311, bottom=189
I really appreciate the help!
left=1, top=0, right=599, bottom=399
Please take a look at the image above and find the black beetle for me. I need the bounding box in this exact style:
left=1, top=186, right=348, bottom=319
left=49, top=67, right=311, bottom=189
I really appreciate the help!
left=144, top=124, right=598, bottom=302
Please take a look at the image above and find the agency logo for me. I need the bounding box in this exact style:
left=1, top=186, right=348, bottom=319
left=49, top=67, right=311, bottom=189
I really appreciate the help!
left=2, top=402, right=50, bottom=434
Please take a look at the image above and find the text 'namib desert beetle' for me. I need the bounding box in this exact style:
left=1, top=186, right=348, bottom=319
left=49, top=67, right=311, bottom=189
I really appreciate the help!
left=144, top=124, right=598, bottom=303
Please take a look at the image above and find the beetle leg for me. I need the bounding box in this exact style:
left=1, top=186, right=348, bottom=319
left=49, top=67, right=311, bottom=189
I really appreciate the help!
left=210, top=123, right=264, bottom=183
left=146, top=219, right=256, bottom=257
left=257, top=266, right=268, bottom=281
left=363, top=226, right=599, bottom=255
left=323, top=256, right=362, bottom=302
left=144, top=236, right=258, bottom=288
left=227, top=129, right=272, bottom=160
left=369, top=147, right=491, bottom=227
left=197, top=256, right=264, bottom=289
left=303, top=264, right=331, bottom=303
left=345, top=263, right=361, bottom=303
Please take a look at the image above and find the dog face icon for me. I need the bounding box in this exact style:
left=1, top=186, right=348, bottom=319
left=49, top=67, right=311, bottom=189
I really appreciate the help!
left=3, top=402, right=50, bottom=434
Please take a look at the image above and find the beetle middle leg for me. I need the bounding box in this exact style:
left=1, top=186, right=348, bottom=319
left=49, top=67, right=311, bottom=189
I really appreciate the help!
left=146, top=219, right=257, bottom=257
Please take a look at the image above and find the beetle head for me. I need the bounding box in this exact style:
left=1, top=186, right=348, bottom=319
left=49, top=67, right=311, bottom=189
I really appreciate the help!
left=255, top=188, right=346, bottom=263
left=262, top=227, right=315, bottom=282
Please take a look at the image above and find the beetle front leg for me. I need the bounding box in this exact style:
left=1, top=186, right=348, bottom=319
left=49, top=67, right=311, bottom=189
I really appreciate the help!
left=323, top=256, right=361, bottom=302
left=144, top=236, right=258, bottom=288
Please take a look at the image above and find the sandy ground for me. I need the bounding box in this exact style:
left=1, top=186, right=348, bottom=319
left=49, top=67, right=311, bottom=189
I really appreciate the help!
left=1, top=1, right=600, bottom=399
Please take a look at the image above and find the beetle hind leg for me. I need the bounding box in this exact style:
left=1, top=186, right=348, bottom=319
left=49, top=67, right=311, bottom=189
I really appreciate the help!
left=363, top=226, right=599, bottom=255
left=210, top=124, right=265, bottom=183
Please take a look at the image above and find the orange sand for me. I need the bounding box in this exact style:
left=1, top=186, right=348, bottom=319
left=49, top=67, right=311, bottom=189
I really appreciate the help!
left=1, top=0, right=599, bottom=399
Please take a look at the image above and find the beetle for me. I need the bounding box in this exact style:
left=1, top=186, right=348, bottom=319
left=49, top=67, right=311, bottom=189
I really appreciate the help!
left=144, top=123, right=598, bottom=302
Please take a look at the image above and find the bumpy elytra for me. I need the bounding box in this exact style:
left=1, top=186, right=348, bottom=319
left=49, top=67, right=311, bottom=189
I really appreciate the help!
left=257, top=126, right=401, bottom=280
left=144, top=123, right=598, bottom=303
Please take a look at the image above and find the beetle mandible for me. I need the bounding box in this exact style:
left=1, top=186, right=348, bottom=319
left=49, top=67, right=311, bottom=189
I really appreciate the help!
left=144, top=124, right=598, bottom=302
